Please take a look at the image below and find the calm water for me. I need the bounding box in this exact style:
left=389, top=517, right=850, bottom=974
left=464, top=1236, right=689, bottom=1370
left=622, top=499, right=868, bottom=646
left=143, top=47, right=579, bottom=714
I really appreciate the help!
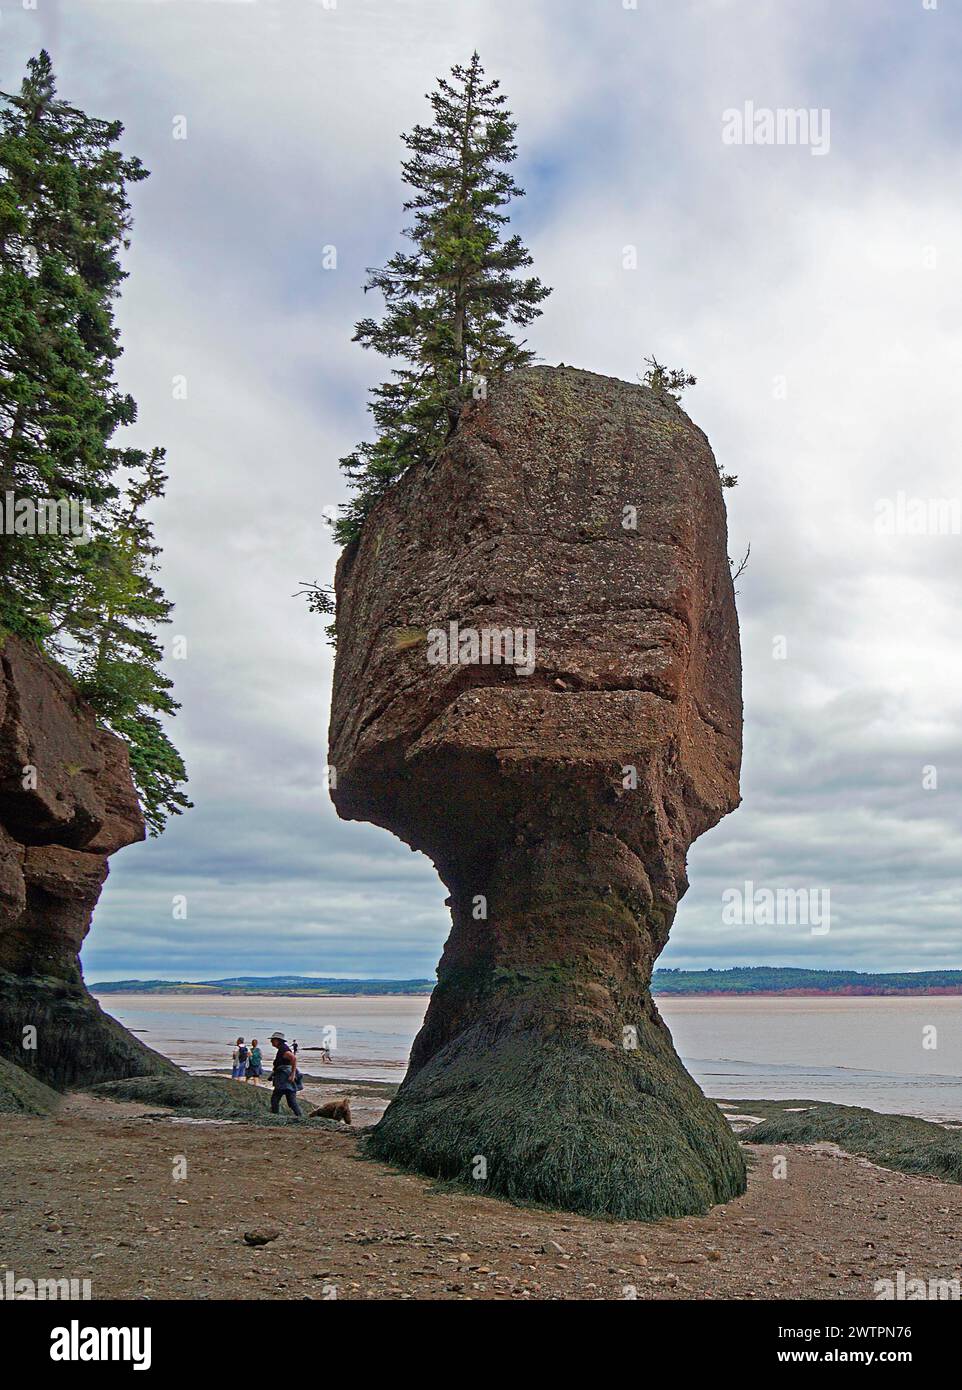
left=93, top=991, right=962, bottom=1123
left=663, top=995, right=962, bottom=1124
left=93, top=993, right=422, bottom=1083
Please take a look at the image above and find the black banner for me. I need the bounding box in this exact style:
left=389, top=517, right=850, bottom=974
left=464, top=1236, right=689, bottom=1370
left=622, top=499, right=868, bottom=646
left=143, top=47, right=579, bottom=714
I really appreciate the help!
left=1, top=1298, right=953, bottom=1375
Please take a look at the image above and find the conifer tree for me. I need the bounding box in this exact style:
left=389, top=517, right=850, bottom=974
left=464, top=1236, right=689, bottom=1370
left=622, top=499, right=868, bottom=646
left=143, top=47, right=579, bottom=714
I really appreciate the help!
left=0, top=52, right=189, bottom=832
left=335, top=53, right=551, bottom=544
left=72, top=451, right=191, bottom=835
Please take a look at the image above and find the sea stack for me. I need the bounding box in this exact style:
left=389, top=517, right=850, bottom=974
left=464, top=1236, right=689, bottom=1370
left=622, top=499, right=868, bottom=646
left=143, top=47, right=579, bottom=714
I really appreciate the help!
left=0, top=636, right=174, bottom=1089
left=329, top=366, right=745, bottom=1219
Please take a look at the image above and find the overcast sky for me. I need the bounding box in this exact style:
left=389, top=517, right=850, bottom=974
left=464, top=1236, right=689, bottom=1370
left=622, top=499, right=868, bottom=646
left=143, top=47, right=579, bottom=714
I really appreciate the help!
left=3, top=0, right=959, bottom=980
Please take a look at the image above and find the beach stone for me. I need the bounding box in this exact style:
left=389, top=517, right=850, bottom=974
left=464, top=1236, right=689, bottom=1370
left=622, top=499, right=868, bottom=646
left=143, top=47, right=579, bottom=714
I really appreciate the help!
left=243, top=1229, right=281, bottom=1247
left=329, top=366, right=745, bottom=1220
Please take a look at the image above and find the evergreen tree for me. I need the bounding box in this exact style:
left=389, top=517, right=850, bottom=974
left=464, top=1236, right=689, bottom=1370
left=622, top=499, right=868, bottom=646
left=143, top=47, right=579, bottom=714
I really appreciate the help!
left=0, top=52, right=189, bottom=832
left=72, top=451, right=191, bottom=835
left=640, top=355, right=696, bottom=403
left=335, top=53, right=551, bottom=544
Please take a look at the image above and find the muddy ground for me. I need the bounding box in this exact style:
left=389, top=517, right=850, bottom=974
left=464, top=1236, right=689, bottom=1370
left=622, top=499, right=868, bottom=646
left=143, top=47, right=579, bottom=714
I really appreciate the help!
left=2, top=1086, right=961, bottom=1300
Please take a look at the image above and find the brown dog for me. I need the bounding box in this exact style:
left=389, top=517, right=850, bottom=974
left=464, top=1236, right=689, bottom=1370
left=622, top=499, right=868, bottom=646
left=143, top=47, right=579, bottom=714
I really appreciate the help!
left=311, top=1098, right=352, bottom=1125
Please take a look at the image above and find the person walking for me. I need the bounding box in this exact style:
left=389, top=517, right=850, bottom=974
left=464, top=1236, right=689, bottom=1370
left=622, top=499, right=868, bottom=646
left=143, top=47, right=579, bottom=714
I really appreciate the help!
left=245, top=1039, right=263, bottom=1085
left=231, top=1037, right=249, bottom=1081
left=268, top=1032, right=302, bottom=1117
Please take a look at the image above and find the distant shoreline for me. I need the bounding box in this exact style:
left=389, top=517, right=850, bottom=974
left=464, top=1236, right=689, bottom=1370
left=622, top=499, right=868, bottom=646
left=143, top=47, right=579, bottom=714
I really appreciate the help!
left=89, top=978, right=434, bottom=998
left=90, top=986, right=434, bottom=998
left=89, top=985, right=962, bottom=1000
left=655, top=988, right=962, bottom=999
left=89, top=966, right=962, bottom=1000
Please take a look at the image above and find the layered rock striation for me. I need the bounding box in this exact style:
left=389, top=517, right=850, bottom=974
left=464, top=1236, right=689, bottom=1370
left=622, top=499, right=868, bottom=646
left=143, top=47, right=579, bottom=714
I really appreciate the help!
left=0, top=635, right=174, bottom=1088
left=329, top=366, right=745, bottom=1219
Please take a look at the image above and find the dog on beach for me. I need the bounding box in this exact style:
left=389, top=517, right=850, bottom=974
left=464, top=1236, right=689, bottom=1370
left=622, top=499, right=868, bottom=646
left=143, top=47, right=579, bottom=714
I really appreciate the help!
left=311, top=1098, right=352, bottom=1125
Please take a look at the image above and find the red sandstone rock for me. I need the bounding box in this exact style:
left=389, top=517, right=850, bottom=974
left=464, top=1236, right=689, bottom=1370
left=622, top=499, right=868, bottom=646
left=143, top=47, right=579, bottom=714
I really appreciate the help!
left=329, top=366, right=746, bottom=1219
left=0, top=636, right=171, bottom=1087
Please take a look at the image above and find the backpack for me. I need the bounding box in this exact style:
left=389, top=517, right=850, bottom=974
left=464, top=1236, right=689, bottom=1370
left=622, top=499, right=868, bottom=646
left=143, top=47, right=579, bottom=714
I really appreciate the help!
left=238, top=1045, right=249, bottom=1063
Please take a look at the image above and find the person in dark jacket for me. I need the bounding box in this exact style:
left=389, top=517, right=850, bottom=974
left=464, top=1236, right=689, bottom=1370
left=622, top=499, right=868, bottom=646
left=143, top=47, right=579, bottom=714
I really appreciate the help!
left=268, top=1032, right=302, bottom=1117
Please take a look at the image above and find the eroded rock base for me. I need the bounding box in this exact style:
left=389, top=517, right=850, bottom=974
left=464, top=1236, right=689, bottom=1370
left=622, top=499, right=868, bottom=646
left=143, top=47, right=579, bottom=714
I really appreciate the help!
left=369, top=849, right=745, bottom=1219
left=369, top=999, right=745, bottom=1220
left=0, top=969, right=175, bottom=1091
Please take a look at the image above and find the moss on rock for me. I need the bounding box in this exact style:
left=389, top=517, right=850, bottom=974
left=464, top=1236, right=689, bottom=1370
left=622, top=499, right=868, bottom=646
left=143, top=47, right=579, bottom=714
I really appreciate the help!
left=91, top=1073, right=345, bottom=1128
left=0, top=970, right=176, bottom=1090
left=740, top=1100, right=962, bottom=1185
left=369, top=1009, right=745, bottom=1220
left=90, top=1072, right=274, bottom=1118
left=0, top=1051, right=62, bottom=1114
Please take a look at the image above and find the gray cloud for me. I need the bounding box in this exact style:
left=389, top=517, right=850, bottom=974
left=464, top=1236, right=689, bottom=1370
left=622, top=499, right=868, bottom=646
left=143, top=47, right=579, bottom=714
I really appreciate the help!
left=4, top=0, right=959, bottom=979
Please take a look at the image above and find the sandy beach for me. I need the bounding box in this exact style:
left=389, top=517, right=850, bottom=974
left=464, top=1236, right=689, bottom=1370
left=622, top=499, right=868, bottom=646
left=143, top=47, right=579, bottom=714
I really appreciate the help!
left=2, top=992, right=951, bottom=1302
left=3, top=1086, right=961, bottom=1301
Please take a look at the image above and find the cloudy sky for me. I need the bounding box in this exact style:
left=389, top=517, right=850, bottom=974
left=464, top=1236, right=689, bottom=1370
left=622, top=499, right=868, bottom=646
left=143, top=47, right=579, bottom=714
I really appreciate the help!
left=3, top=0, right=959, bottom=980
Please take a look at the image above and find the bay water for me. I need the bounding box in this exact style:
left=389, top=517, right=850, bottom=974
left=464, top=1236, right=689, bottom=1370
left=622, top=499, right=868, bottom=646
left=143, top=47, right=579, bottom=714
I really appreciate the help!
left=93, top=990, right=962, bottom=1123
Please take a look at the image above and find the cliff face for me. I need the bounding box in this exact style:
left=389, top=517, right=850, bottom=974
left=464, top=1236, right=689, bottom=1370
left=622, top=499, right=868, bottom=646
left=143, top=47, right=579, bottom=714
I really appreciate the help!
left=0, top=636, right=173, bottom=1088
left=329, top=366, right=746, bottom=1219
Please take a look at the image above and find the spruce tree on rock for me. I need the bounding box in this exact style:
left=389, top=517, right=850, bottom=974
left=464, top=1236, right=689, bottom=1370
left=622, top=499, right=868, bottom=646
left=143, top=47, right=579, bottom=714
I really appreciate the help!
left=0, top=52, right=189, bottom=832
left=72, top=449, right=191, bottom=835
left=336, top=53, right=551, bottom=544
left=0, top=50, right=147, bottom=637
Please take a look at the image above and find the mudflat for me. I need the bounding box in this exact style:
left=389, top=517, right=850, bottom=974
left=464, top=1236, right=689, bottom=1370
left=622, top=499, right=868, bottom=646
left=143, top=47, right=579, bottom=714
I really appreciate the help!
left=2, top=1090, right=960, bottom=1301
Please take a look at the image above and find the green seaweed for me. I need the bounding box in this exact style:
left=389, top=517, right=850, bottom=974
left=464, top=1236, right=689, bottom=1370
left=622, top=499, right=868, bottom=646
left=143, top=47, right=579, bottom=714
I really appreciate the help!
left=368, top=1013, right=746, bottom=1221
left=0, top=970, right=177, bottom=1090
left=89, top=1073, right=274, bottom=1119
left=0, top=1051, right=62, bottom=1114
left=90, top=1072, right=344, bottom=1127
left=738, top=1099, right=962, bottom=1185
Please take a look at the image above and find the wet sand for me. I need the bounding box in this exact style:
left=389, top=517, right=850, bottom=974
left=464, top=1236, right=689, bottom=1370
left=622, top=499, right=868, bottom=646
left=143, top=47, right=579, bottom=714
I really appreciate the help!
left=2, top=1088, right=961, bottom=1301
